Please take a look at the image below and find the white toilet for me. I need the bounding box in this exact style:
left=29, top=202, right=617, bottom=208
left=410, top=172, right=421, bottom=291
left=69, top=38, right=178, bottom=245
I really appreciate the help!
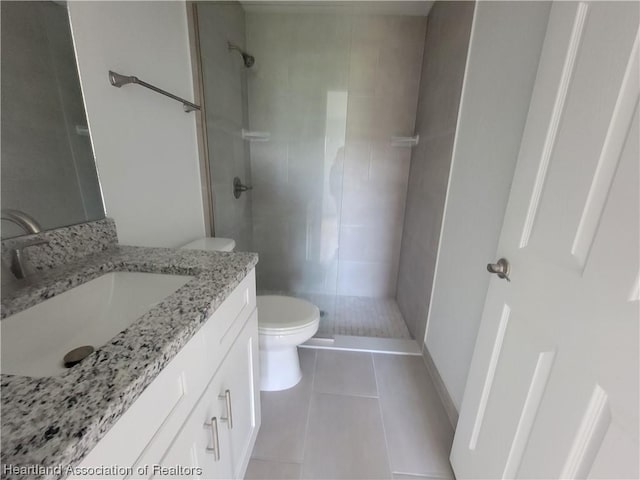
left=257, top=295, right=319, bottom=391
left=179, top=237, right=320, bottom=392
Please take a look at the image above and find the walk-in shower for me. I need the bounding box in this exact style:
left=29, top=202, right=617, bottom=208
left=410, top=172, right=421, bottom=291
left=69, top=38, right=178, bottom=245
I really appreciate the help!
left=194, top=2, right=430, bottom=343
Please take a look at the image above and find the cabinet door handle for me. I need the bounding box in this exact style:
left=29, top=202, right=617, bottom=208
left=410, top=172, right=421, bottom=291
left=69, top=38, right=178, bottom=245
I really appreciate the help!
left=204, top=416, right=220, bottom=461
left=219, top=389, right=233, bottom=429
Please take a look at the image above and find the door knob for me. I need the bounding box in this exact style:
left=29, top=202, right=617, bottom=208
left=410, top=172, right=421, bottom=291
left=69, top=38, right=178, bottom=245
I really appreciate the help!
left=233, top=177, right=253, bottom=199
left=487, top=258, right=511, bottom=282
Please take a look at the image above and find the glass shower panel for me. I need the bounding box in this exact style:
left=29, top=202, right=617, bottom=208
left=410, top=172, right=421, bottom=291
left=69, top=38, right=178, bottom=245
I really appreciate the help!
left=196, top=3, right=253, bottom=251
left=246, top=13, right=350, bottom=297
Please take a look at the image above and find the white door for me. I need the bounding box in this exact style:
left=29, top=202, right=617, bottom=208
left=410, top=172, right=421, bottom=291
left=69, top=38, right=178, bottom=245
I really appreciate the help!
left=451, top=2, right=639, bottom=478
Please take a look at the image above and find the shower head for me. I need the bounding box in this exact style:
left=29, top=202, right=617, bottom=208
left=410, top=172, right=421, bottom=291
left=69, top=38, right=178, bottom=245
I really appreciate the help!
left=228, top=42, right=255, bottom=68
left=242, top=52, right=255, bottom=68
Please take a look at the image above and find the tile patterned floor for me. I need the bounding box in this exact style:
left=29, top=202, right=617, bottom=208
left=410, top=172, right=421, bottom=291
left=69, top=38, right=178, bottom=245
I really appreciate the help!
left=258, top=291, right=412, bottom=340
left=245, top=349, right=455, bottom=480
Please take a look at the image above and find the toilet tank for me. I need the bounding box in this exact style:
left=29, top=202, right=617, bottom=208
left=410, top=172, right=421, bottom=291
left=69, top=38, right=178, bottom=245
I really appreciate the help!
left=180, top=237, right=236, bottom=252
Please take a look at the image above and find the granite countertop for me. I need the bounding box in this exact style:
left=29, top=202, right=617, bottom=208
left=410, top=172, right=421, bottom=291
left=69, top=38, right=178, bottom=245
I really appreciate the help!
left=0, top=245, right=258, bottom=480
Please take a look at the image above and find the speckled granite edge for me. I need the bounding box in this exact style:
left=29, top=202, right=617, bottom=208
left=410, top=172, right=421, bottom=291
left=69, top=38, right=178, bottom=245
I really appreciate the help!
left=0, top=245, right=258, bottom=480
left=1, top=218, right=118, bottom=274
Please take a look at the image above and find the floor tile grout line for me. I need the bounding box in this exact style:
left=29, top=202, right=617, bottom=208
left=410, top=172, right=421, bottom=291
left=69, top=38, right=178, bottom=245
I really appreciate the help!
left=248, top=456, right=303, bottom=468
left=391, top=472, right=453, bottom=480
left=372, top=352, right=395, bottom=479
left=298, top=348, right=318, bottom=476
left=370, top=350, right=380, bottom=397
left=374, top=355, right=457, bottom=480
left=311, top=390, right=380, bottom=399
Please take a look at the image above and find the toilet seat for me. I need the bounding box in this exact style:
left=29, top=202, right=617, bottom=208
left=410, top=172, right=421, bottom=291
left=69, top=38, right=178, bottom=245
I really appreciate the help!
left=257, top=295, right=320, bottom=335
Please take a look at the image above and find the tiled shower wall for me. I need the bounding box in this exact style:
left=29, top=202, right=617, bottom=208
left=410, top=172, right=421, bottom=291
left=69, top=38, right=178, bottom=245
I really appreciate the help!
left=396, top=2, right=474, bottom=341
left=197, top=2, right=253, bottom=251
left=246, top=12, right=426, bottom=297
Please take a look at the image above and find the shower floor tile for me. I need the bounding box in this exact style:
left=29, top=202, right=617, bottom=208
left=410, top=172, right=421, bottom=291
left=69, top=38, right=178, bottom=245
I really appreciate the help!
left=257, top=291, right=412, bottom=340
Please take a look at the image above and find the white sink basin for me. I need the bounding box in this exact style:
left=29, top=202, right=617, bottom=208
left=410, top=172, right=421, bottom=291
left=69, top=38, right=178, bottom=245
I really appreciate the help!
left=1, top=272, right=193, bottom=377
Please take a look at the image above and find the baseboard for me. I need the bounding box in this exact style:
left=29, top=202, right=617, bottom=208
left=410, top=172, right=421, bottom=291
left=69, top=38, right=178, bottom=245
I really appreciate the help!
left=421, top=344, right=459, bottom=429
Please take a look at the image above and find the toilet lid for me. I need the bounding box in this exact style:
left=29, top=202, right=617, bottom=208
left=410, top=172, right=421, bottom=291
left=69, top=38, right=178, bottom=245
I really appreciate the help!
left=257, top=295, right=320, bottom=332
left=180, top=237, right=235, bottom=252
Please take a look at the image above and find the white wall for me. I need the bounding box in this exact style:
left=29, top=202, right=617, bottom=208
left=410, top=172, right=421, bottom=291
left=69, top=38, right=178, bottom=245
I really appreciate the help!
left=424, top=1, right=551, bottom=411
left=68, top=1, right=205, bottom=247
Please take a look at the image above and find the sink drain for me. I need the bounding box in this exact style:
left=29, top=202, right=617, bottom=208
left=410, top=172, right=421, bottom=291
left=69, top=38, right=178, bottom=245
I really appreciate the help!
left=63, top=345, right=95, bottom=368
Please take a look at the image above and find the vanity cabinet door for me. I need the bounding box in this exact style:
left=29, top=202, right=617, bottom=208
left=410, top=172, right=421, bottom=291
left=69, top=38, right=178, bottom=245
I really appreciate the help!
left=152, top=310, right=259, bottom=480
left=154, top=372, right=233, bottom=480
left=216, top=309, right=260, bottom=478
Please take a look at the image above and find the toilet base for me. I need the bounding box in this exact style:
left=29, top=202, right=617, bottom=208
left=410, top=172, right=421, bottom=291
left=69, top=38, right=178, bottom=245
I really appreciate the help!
left=260, top=345, right=302, bottom=391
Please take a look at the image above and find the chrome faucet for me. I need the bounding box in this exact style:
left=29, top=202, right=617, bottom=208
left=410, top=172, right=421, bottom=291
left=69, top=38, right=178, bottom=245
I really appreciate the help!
left=1, top=209, right=42, bottom=235
left=1, top=209, right=48, bottom=279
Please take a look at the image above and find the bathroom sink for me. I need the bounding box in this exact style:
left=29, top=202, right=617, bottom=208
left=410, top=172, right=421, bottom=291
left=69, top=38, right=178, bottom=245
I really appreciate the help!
left=1, top=272, right=193, bottom=377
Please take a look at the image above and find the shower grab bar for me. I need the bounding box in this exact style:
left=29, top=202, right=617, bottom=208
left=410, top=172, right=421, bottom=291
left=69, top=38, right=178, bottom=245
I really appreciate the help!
left=108, top=70, right=201, bottom=113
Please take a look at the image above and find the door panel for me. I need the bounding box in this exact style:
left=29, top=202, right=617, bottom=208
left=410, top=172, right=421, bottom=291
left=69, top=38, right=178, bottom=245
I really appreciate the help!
left=461, top=300, right=556, bottom=477
left=218, top=309, right=260, bottom=478
left=522, top=3, right=638, bottom=267
left=155, top=361, right=233, bottom=479
left=517, top=106, right=640, bottom=479
left=451, top=1, right=639, bottom=478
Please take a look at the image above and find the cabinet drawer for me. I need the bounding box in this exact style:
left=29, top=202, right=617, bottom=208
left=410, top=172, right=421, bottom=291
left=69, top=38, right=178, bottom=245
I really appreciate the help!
left=201, top=269, right=256, bottom=375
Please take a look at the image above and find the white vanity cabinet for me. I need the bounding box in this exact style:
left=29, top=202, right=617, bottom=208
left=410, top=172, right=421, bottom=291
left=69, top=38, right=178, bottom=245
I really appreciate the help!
left=218, top=311, right=260, bottom=477
left=156, top=367, right=234, bottom=479
left=154, top=310, right=259, bottom=479
left=73, top=269, right=260, bottom=480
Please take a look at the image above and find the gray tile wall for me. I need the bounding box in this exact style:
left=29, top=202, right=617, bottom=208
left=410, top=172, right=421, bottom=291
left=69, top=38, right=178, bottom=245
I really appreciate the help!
left=396, top=2, right=474, bottom=340
left=197, top=2, right=253, bottom=251
left=340, top=16, right=426, bottom=298
left=246, top=12, right=350, bottom=294
left=246, top=12, right=426, bottom=297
